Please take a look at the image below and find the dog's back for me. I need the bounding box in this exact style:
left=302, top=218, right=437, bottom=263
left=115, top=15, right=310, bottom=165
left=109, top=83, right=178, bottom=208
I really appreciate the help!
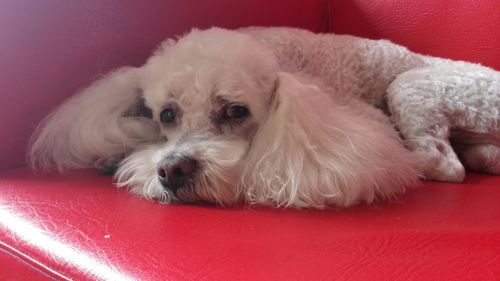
left=242, top=27, right=425, bottom=109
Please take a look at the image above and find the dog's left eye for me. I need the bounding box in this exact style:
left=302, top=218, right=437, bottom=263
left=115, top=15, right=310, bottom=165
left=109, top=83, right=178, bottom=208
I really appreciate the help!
left=224, top=105, right=249, bottom=120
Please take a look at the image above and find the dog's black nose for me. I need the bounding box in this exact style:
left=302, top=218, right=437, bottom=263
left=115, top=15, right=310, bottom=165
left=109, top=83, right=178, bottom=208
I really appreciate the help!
left=157, top=155, right=197, bottom=192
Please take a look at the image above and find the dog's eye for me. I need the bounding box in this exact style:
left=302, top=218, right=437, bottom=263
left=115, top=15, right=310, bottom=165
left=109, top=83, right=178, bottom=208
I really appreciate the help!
left=224, top=105, right=249, bottom=120
left=160, top=108, right=176, bottom=123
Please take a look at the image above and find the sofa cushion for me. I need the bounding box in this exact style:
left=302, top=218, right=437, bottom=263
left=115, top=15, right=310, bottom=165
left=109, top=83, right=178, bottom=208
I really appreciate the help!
left=1, top=168, right=499, bottom=280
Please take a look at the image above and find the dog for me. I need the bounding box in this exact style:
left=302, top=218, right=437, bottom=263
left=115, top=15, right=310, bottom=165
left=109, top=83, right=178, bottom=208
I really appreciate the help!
left=30, top=27, right=498, bottom=208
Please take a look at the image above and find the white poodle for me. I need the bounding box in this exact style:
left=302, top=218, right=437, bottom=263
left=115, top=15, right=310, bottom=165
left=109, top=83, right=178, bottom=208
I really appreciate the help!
left=29, top=27, right=500, bottom=208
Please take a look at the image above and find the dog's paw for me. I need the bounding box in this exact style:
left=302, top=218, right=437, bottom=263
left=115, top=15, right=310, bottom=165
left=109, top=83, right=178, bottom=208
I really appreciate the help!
left=411, top=138, right=466, bottom=183
left=95, top=158, right=121, bottom=175
left=423, top=157, right=465, bottom=183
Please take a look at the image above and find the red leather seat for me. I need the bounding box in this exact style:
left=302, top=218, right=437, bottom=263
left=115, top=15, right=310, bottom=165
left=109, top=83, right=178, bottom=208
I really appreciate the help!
left=1, top=1, right=499, bottom=280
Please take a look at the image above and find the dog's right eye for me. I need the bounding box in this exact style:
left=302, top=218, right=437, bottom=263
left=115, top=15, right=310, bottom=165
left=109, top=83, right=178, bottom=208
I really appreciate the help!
left=160, top=108, right=176, bottom=123
left=222, top=105, right=249, bottom=120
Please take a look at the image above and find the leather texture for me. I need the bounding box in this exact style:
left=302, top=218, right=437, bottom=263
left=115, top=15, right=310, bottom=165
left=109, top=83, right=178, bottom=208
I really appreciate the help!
left=1, top=168, right=500, bottom=281
left=330, top=0, right=500, bottom=70
left=2, top=0, right=500, bottom=280
left=0, top=0, right=329, bottom=171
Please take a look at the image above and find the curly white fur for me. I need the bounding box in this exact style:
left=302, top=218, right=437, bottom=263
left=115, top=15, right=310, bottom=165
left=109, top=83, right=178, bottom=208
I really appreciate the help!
left=28, top=27, right=500, bottom=208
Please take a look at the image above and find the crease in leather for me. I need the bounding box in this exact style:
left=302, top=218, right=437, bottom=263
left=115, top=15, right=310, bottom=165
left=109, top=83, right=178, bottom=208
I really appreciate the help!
left=0, top=241, right=71, bottom=281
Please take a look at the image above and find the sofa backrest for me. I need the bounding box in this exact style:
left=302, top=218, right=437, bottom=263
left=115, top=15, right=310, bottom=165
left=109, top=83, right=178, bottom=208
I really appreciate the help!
left=330, top=0, right=500, bottom=69
left=0, top=0, right=329, bottom=171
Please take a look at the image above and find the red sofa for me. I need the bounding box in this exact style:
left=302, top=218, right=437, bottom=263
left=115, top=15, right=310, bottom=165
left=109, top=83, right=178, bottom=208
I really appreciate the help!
left=1, top=1, right=499, bottom=280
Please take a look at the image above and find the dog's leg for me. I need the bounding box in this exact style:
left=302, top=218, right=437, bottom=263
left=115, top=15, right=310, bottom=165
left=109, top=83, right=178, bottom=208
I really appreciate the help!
left=387, top=70, right=466, bottom=182
left=387, top=62, right=499, bottom=182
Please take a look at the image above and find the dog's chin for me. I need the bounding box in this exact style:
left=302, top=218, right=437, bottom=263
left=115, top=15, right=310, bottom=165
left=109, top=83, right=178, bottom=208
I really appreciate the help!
left=171, top=180, right=240, bottom=206
left=142, top=176, right=240, bottom=206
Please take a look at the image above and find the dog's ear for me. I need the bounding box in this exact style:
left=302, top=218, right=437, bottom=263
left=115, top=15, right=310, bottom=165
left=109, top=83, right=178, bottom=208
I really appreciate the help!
left=28, top=67, right=160, bottom=171
left=241, top=73, right=420, bottom=208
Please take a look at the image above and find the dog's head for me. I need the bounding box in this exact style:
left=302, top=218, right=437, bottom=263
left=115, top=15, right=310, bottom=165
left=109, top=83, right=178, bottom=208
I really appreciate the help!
left=118, top=28, right=280, bottom=205
left=29, top=28, right=419, bottom=208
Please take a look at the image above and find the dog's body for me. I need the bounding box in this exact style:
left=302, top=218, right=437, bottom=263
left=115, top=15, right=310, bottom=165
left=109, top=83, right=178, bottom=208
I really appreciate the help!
left=29, top=27, right=500, bottom=208
left=245, top=27, right=500, bottom=183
